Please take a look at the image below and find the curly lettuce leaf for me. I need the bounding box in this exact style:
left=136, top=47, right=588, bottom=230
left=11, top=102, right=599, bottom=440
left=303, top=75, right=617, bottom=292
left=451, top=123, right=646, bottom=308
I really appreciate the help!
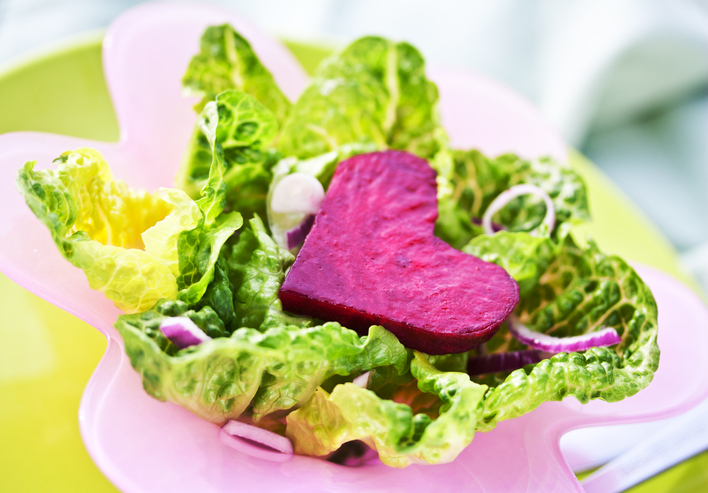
left=436, top=150, right=590, bottom=248
left=518, top=237, right=656, bottom=352
left=463, top=231, right=556, bottom=297
left=17, top=90, right=252, bottom=313
left=364, top=352, right=467, bottom=417
left=16, top=149, right=184, bottom=312
left=277, top=36, right=447, bottom=161
left=182, top=24, right=291, bottom=120
left=176, top=212, right=242, bottom=305
left=116, top=306, right=408, bottom=424
left=267, top=36, right=448, bottom=248
left=174, top=90, right=299, bottom=308
left=223, top=215, right=310, bottom=330
left=177, top=90, right=279, bottom=221
left=286, top=352, right=487, bottom=467
left=479, top=342, right=657, bottom=431
left=141, top=188, right=202, bottom=276
left=367, top=367, right=445, bottom=423
left=463, top=232, right=659, bottom=423
left=194, top=255, right=237, bottom=332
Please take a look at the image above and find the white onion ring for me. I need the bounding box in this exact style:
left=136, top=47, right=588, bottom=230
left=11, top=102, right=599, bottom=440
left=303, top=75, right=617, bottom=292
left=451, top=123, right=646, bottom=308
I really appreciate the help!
left=220, top=420, right=293, bottom=462
left=159, top=317, right=211, bottom=349
left=482, top=184, right=555, bottom=236
left=507, top=315, right=621, bottom=353
left=270, top=173, right=325, bottom=214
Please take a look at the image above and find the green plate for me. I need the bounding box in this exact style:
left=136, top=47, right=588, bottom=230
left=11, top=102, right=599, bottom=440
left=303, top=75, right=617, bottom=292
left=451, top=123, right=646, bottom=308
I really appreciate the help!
left=0, top=33, right=700, bottom=493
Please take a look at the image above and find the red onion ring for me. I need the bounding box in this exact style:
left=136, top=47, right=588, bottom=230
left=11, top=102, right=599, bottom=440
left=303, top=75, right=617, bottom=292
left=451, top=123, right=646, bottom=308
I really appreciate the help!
left=507, top=315, right=621, bottom=353
left=467, top=350, right=542, bottom=375
left=159, top=317, right=211, bottom=349
left=220, top=420, right=293, bottom=462
left=482, top=184, right=555, bottom=236
left=285, top=214, right=316, bottom=249
left=472, top=216, right=505, bottom=233
left=352, top=371, right=370, bottom=388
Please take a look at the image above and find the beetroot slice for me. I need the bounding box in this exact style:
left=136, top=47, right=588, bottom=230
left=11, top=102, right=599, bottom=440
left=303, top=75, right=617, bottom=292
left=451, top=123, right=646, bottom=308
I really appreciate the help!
left=279, top=150, right=519, bottom=354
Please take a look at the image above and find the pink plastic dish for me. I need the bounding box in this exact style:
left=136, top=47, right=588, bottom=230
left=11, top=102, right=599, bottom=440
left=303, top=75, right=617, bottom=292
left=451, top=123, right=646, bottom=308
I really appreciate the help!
left=1, top=3, right=707, bottom=492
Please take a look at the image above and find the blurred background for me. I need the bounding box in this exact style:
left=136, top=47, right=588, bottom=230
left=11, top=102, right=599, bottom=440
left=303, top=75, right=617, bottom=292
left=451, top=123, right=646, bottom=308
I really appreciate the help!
left=0, top=0, right=708, bottom=290
left=1, top=1, right=708, bottom=492
left=1, top=0, right=707, bottom=290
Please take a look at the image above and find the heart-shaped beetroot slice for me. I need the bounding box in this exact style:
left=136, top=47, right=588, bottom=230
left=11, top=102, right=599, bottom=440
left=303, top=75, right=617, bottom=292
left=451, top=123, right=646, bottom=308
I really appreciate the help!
left=279, top=150, right=519, bottom=354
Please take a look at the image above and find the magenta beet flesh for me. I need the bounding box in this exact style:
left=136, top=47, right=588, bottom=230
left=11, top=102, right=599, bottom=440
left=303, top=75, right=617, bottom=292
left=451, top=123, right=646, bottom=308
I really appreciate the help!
left=279, top=150, right=519, bottom=354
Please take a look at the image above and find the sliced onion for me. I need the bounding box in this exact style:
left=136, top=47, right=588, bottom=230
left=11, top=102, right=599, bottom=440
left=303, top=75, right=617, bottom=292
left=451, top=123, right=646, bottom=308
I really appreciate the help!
left=270, top=173, right=325, bottom=214
left=471, top=216, right=505, bottom=233
left=482, top=184, right=555, bottom=236
left=220, top=420, right=293, bottom=462
left=285, top=214, right=316, bottom=249
left=467, top=350, right=542, bottom=375
left=352, top=371, right=370, bottom=388
left=159, top=317, right=211, bottom=349
left=507, top=315, right=621, bottom=353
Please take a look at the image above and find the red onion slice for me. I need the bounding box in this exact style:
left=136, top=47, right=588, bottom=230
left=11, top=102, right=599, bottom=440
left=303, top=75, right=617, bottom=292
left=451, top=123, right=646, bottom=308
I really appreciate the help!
left=472, top=216, right=505, bottom=233
left=507, top=315, right=621, bottom=353
left=467, top=350, right=542, bottom=375
left=220, top=420, right=293, bottom=462
left=482, top=184, right=555, bottom=236
left=352, top=371, right=370, bottom=388
left=159, top=317, right=211, bottom=349
left=285, top=214, right=316, bottom=249
left=270, top=173, right=325, bottom=214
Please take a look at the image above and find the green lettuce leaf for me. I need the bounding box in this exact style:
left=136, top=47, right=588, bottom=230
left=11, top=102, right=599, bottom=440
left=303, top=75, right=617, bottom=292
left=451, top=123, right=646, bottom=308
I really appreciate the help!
left=175, top=212, right=242, bottom=306
left=171, top=91, right=259, bottom=306
left=277, top=36, right=447, bottom=161
left=266, top=36, right=449, bottom=250
left=436, top=150, right=590, bottom=248
left=141, top=188, right=202, bottom=276
left=176, top=90, right=280, bottom=221
left=182, top=24, right=291, bottom=120
left=286, top=352, right=487, bottom=467
left=194, top=255, right=237, bottom=333
left=364, top=352, right=467, bottom=413
left=16, top=90, right=255, bottom=313
left=116, top=307, right=408, bottom=424
left=463, top=231, right=556, bottom=297
left=17, top=149, right=184, bottom=312
left=463, top=232, right=659, bottom=424
left=284, top=229, right=659, bottom=457
left=223, top=215, right=311, bottom=330
left=479, top=342, right=657, bottom=431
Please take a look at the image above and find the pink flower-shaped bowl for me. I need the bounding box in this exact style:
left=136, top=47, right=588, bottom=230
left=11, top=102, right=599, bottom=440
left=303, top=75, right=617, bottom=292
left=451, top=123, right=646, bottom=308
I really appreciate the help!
left=1, top=3, right=707, bottom=492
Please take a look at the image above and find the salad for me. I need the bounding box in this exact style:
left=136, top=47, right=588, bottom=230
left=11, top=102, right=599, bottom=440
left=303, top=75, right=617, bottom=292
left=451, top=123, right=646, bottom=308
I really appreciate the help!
left=16, top=25, right=659, bottom=468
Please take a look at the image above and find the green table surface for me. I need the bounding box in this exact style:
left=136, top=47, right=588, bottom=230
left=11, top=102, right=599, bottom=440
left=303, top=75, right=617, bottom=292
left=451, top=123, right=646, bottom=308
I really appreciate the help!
left=0, top=33, right=703, bottom=493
